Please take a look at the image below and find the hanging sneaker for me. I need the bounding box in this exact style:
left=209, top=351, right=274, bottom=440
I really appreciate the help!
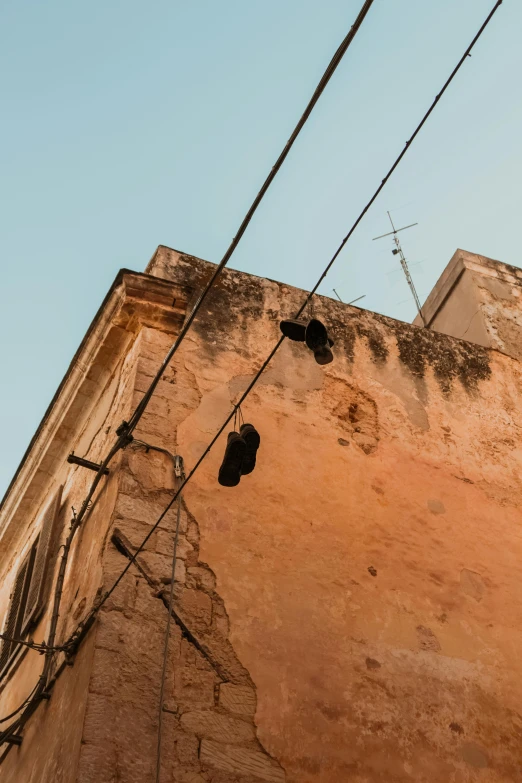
left=312, top=344, right=334, bottom=365
left=305, top=319, right=334, bottom=365
left=218, top=432, right=247, bottom=487
left=239, top=423, right=261, bottom=475
left=279, top=319, right=307, bottom=342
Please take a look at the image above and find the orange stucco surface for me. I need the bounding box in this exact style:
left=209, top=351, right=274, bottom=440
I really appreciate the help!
left=152, top=248, right=522, bottom=781
left=0, top=247, right=521, bottom=782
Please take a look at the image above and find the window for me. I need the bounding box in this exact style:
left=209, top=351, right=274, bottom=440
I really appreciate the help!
left=0, top=544, right=37, bottom=674
left=0, top=486, right=63, bottom=678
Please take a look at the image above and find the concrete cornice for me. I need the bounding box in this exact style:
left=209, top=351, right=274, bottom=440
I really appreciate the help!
left=0, top=270, right=189, bottom=551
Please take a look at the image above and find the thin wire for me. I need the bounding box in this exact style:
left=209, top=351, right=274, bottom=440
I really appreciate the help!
left=155, top=470, right=184, bottom=783
left=20, top=2, right=377, bottom=665
left=289, top=0, right=504, bottom=319
left=64, top=0, right=505, bottom=639
left=65, top=337, right=284, bottom=635
left=0, top=634, right=66, bottom=654
left=0, top=0, right=505, bottom=740
left=124, top=0, right=376, bottom=439
left=131, top=439, right=178, bottom=462
left=0, top=682, right=40, bottom=725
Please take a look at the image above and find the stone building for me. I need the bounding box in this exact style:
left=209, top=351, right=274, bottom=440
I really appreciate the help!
left=0, top=245, right=521, bottom=782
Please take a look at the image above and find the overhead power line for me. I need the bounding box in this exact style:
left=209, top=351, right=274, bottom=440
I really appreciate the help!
left=0, top=633, right=65, bottom=654
left=0, top=1, right=377, bottom=742
left=124, top=0, right=376, bottom=439
left=0, top=0, right=506, bottom=747
left=63, top=0, right=505, bottom=649
left=44, top=0, right=378, bottom=623
left=0, top=682, right=40, bottom=726
left=32, top=0, right=379, bottom=569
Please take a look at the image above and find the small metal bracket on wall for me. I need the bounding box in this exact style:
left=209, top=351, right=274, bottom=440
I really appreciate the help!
left=174, top=455, right=184, bottom=479
left=67, top=454, right=109, bottom=475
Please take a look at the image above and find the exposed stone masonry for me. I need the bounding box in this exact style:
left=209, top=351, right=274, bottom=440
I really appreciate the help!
left=76, top=439, right=285, bottom=783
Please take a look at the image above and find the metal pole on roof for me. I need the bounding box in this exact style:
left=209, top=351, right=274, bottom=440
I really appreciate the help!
left=373, top=213, right=426, bottom=326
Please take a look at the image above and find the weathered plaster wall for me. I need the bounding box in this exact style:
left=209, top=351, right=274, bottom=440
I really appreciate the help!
left=0, top=634, right=96, bottom=783
left=471, top=257, right=522, bottom=363
left=0, top=336, right=138, bottom=780
left=1, top=247, right=522, bottom=783
left=74, top=326, right=286, bottom=782
left=0, top=265, right=289, bottom=782
left=138, top=247, right=522, bottom=782
left=0, top=272, right=186, bottom=779
left=424, top=270, right=490, bottom=345
left=416, top=249, right=522, bottom=362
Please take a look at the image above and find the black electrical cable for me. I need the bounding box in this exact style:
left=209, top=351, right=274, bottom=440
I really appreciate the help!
left=290, top=0, right=504, bottom=318
left=0, top=682, right=40, bottom=726
left=0, top=7, right=377, bottom=743
left=0, top=716, right=23, bottom=747
left=124, top=0, right=376, bottom=439
left=0, top=0, right=505, bottom=745
left=63, top=0, right=505, bottom=645
left=0, top=634, right=66, bottom=654
left=20, top=0, right=377, bottom=646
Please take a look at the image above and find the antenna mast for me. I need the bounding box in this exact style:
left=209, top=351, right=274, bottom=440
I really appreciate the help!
left=373, top=213, right=426, bottom=327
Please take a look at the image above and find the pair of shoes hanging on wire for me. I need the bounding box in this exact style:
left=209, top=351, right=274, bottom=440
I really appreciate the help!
left=218, top=421, right=261, bottom=487
left=218, top=317, right=331, bottom=486
left=279, top=317, right=334, bottom=365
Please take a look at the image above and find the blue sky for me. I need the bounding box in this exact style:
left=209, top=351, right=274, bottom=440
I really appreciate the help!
left=1, top=0, right=520, bottom=496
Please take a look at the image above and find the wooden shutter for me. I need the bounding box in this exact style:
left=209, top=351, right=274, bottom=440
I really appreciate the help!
left=0, top=550, right=34, bottom=675
left=21, top=486, right=63, bottom=634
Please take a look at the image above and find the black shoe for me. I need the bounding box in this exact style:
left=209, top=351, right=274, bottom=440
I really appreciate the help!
left=239, top=423, right=260, bottom=475
left=218, top=432, right=246, bottom=487
left=279, top=319, right=307, bottom=342
left=305, top=319, right=334, bottom=365
left=312, top=343, right=333, bottom=365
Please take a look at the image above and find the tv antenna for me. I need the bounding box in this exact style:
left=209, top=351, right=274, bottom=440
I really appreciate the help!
left=373, top=212, right=426, bottom=327
left=332, top=289, right=366, bottom=306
